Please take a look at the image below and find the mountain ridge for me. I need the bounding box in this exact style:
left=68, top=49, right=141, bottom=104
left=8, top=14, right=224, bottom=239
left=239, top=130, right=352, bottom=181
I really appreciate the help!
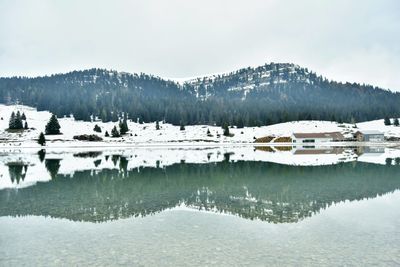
left=1, top=63, right=391, bottom=92
left=1, top=62, right=399, bottom=126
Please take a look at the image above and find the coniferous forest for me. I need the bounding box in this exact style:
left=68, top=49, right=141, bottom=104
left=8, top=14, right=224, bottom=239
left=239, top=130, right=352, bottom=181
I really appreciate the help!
left=1, top=63, right=400, bottom=126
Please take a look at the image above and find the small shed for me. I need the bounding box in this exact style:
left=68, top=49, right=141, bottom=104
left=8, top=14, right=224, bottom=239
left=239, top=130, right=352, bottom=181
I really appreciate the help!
left=291, top=132, right=344, bottom=144
left=355, top=130, right=384, bottom=142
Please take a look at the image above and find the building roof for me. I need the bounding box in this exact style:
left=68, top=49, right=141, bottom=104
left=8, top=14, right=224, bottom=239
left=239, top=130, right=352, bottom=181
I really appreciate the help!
left=356, top=130, right=383, bottom=135
left=292, top=132, right=344, bottom=139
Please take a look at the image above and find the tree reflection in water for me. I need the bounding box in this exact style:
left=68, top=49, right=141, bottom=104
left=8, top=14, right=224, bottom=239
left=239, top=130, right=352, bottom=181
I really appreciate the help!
left=1, top=154, right=400, bottom=223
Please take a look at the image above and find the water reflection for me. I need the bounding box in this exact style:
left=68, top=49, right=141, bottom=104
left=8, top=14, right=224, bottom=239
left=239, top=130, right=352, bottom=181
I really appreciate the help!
left=1, top=146, right=400, bottom=223
left=7, top=162, right=28, bottom=184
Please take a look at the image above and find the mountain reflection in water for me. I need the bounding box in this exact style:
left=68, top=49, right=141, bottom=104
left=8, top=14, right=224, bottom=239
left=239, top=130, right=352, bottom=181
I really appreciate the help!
left=1, top=146, right=400, bottom=224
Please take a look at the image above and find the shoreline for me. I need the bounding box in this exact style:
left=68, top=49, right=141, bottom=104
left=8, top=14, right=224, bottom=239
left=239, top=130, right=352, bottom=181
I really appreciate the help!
left=1, top=140, right=400, bottom=150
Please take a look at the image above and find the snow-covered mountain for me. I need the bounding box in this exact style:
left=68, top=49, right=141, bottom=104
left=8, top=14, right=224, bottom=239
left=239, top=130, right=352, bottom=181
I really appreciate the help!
left=1, top=63, right=399, bottom=126
left=181, top=63, right=314, bottom=100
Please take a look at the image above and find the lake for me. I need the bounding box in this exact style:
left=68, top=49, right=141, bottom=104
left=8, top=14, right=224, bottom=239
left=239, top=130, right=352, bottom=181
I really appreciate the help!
left=1, top=146, right=400, bottom=266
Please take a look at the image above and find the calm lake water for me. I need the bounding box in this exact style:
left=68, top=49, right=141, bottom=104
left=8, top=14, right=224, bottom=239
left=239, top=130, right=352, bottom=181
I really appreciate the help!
left=1, top=146, right=400, bottom=266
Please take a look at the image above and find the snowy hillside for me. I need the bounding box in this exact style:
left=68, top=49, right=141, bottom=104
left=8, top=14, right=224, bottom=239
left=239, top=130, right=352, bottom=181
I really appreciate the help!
left=358, top=120, right=400, bottom=138
left=1, top=104, right=399, bottom=148
left=2, top=63, right=400, bottom=127
left=182, top=63, right=311, bottom=100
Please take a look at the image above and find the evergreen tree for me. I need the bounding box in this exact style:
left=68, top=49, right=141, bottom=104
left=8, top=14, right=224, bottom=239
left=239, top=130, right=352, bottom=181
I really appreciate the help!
left=45, top=114, right=61, bottom=135
left=38, top=132, right=46, bottom=146
left=156, top=120, right=160, bottom=130
left=237, top=117, right=244, bottom=128
left=73, top=105, right=90, bottom=121
left=384, top=116, right=392, bottom=126
left=16, top=111, right=23, bottom=129
left=24, top=121, right=28, bottom=129
left=21, top=112, right=26, bottom=120
left=111, top=126, right=120, bottom=137
left=105, top=130, right=110, bottom=137
left=101, top=109, right=110, bottom=122
left=111, top=111, right=119, bottom=122
left=223, top=123, right=230, bottom=136
left=8, top=111, right=23, bottom=129
left=93, top=124, right=102, bottom=133
left=2, top=65, right=400, bottom=127
left=207, top=128, right=211, bottom=136
left=394, top=118, right=399, bottom=127
left=8, top=111, right=15, bottom=129
left=180, top=121, right=185, bottom=131
left=119, top=118, right=129, bottom=135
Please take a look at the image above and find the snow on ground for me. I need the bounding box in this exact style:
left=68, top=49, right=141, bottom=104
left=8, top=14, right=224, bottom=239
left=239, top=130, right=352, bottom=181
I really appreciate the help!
left=358, top=120, right=400, bottom=138
left=2, top=104, right=398, bottom=147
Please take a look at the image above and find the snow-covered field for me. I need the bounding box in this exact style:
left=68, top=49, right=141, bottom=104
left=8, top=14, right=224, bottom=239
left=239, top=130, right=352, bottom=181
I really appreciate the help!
left=1, top=104, right=400, bottom=148
left=357, top=120, right=400, bottom=138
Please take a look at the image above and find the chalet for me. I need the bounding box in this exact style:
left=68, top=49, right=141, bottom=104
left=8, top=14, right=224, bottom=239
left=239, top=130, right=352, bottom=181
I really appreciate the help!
left=355, top=130, right=384, bottom=142
left=291, top=132, right=344, bottom=144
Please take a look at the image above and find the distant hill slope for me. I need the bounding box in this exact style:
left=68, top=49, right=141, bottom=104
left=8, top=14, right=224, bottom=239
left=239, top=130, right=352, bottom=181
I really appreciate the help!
left=1, top=63, right=399, bottom=126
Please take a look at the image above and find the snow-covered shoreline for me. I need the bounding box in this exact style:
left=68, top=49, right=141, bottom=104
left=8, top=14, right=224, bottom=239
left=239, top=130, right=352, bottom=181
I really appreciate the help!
left=2, top=141, right=400, bottom=150
left=1, top=104, right=400, bottom=148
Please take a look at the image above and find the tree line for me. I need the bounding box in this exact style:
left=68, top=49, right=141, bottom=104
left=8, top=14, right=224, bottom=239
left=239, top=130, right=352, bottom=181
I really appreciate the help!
left=1, top=65, right=400, bottom=127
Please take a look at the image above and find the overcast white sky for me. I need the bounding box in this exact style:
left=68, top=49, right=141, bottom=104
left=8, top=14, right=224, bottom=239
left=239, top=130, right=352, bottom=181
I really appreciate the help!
left=1, top=0, right=399, bottom=90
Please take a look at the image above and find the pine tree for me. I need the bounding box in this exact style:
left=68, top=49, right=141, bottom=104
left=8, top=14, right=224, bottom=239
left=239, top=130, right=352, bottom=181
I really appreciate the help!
left=15, top=111, right=23, bottom=129
left=93, top=124, right=102, bottom=133
left=156, top=120, right=160, bottom=130
left=119, top=118, right=129, bottom=135
left=38, top=132, right=46, bottom=146
left=21, top=112, right=26, bottom=120
left=111, top=111, right=119, bottom=122
left=384, top=116, right=391, bottom=126
left=111, top=126, right=120, bottom=137
left=105, top=130, right=110, bottom=137
left=8, top=111, right=23, bottom=130
left=394, top=118, right=399, bottom=127
left=101, top=109, right=110, bottom=122
left=223, top=123, right=230, bottom=136
left=237, top=117, right=244, bottom=128
left=180, top=120, right=185, bottom=131
left=45, top=114, right=61, bottom=135
left=8, top=111, right=15, bottom=129
left=24, top=121, right=28, bottom=129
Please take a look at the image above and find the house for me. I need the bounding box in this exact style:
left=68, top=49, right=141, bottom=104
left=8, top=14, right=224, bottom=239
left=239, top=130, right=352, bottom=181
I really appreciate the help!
left=291, top=132, right=344, bottom=144
left=354, top=130, right=384, bottom=142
